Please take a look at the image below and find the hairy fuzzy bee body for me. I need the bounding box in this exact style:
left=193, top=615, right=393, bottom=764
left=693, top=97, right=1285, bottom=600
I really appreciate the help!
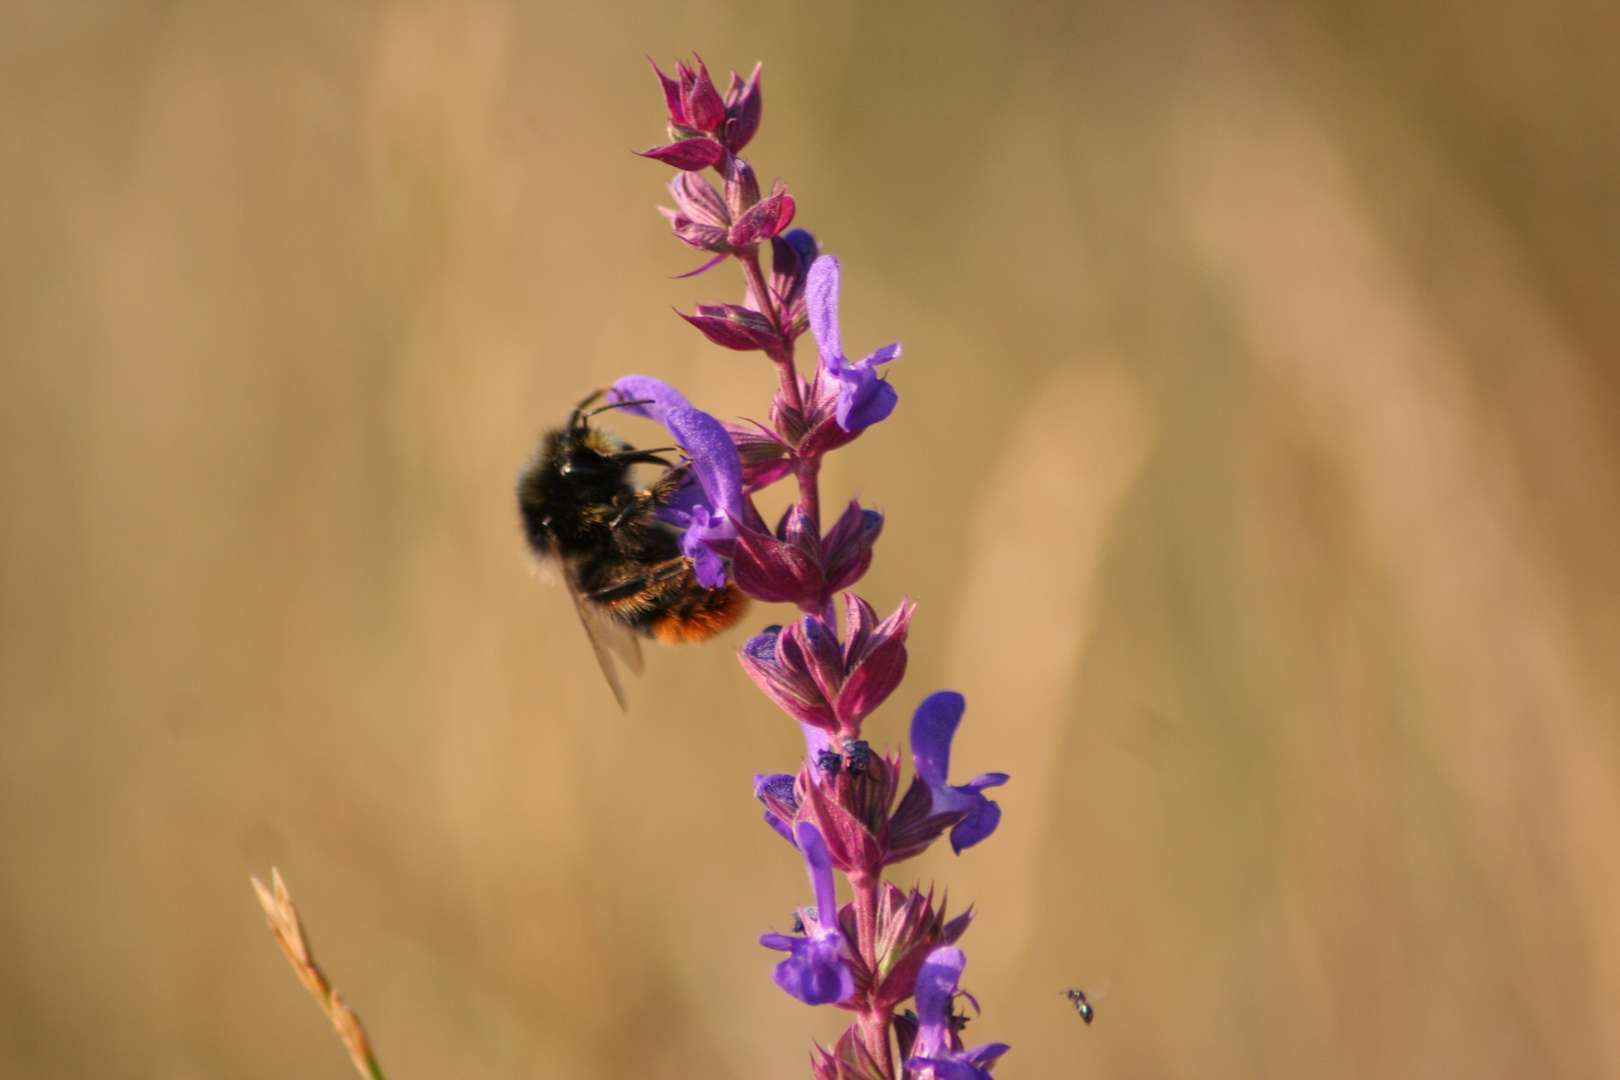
left=517, top=394, right=748, bottom=706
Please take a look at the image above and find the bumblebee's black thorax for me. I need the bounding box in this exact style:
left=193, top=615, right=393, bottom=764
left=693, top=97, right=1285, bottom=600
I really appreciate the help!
left=518, top=426, right=678, bottom=563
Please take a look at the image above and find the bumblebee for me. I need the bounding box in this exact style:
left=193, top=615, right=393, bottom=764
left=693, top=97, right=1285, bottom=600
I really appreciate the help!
left=518, top=391, right=748, bottom=707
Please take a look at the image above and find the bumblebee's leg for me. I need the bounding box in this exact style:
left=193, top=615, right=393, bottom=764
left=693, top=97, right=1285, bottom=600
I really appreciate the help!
left=585, top=558, right=691, bottom=605
left=607, top=464, right=693, bottom=531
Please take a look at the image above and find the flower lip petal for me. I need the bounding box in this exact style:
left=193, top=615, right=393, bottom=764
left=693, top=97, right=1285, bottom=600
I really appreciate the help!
left=949, top=798, right=1002, bottom=854
left=865, top=341, right=901, bottom=366
left=834, top=373, right=897, bottom=431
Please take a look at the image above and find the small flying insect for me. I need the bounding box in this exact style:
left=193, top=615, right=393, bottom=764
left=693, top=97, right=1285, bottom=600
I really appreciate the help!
left=1062, top=988, right=1096, bottom=1025
left=517, top=390, right=748, bottom=707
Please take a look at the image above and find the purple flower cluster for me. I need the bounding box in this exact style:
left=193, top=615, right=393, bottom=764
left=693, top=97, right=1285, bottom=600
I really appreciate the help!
left=613, top=58, right=1009, bottom=1080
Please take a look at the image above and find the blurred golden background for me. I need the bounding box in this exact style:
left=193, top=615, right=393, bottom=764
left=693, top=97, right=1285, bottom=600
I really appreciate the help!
left=5, top=2, right=1620, bottom=1077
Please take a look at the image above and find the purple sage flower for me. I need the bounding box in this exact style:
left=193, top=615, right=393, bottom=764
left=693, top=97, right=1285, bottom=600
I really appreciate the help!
left=906, top=947, right=1009, bottom=1080
left=760, top=821, right=856, bottom=1006
left=910, top=692, right=1009, bottom=853
left=806, top=256, right=899, bottom=432
left=608, top=376, right=744, bottom=588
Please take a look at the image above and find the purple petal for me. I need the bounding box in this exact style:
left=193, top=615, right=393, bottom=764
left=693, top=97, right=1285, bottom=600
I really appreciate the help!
left=834, top=370, right=897, bottom=431
left=761, top=810, right=795, bottom=844
left=682, top=525, right=727, bottom=587
left=909, top=1053, right=1008, bottom=1080
left=910, top=692, right=967, bottom=801
left=764, top=821, right=857, bottom=1006
left=781, top=228, right=819, bottom=274
left=949, top=798, right=1002, bottom=854
left=911, top=947, right=966, bottom=1061
left=909, top=1059, right=981, bottom=1080
left=609, top=376, right=692, bottom=426
left=771, top=935, right=855, bottom=1005
left=795, top=821, right=838, bottom=922
left=914, top=946, right=965, bottom=1023
left=801, top=722, right=833, bottom=761
left=963, top=1045, right=1011, bottom=1069
left=806, top=255, right=843, bottom=363
left=667, top=407, right=743, bottom=519
left=865, top=342, right=901, bottom=366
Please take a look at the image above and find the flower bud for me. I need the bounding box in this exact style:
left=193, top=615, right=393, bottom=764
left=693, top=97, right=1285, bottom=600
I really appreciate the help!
left=866, top=883, right=973, bottom=1011
left=733, top=510, right=825, bottom=605
left=719, top=63, right=762, bottom=153
left=738, top=625, right=837, bottom=730
left=822, top=500, right=884, bottom=594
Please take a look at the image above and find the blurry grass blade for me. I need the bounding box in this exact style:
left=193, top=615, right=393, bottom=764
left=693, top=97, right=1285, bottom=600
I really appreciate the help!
left=252, top=869, right=387, bottom=1080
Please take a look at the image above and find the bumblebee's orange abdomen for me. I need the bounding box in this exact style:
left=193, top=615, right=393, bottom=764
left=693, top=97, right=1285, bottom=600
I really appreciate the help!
left=650, top=585, right=750, bottom=644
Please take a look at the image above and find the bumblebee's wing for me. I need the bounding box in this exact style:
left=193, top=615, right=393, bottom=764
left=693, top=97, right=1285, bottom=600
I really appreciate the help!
left=560, top=560, right=643, bottom=710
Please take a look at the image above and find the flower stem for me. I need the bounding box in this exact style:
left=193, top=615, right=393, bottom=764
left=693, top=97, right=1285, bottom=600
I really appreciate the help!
left=795, top=451, right=822, bottom=535
left=848, top=870, right=894, bottom=1078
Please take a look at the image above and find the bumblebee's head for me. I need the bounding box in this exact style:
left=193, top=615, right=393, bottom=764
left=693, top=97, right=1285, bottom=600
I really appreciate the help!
left=535, top=424, right=632, bottom=494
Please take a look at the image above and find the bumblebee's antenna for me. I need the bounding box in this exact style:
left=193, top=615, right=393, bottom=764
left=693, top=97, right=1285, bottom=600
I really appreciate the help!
left=569, top=390, right=656, bottom=429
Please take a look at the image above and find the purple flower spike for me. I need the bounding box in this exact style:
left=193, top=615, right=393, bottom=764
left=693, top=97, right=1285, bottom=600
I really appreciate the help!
left=907, top=948, right=1010, bottom=1080
left=806, top=256, right=900, bottom=432
left=760, top=822, right=856, bottom=1006
left=910, top=692, right=1009, bottom=853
